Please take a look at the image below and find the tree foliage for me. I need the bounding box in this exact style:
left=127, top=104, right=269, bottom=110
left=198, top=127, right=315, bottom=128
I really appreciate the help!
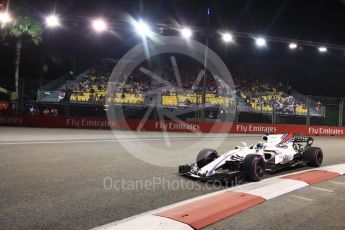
left=4, top=15, right=42, bottom=45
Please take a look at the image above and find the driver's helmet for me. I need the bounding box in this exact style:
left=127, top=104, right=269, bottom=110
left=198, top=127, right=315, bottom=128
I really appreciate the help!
left=256, top=142, right=264, bottom=149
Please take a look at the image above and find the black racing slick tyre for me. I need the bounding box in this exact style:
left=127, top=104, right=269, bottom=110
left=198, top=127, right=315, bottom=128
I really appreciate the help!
left=196, top=148, right=219, bottom=168
left=304, top=147, right=323, bottom=167
left=243, top=154, right=266, bottom=182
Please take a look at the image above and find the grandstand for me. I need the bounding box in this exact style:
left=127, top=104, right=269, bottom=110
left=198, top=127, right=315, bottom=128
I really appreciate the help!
left=236, top=78, right=314, bottom=116
left=36, top=59, right=325, bottom=120
left=161, top=92, right=232, bottom=107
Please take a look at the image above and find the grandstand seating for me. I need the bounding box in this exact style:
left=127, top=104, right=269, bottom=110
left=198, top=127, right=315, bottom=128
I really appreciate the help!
left=162, top=93, right=231, bottom=107
left=65, top=66, right=147, bottom=105
left=37, top=60, right=322, bottom=118
left=70, top=90, right=145, bottom=105
left=237, top=80, right=308, bottom=115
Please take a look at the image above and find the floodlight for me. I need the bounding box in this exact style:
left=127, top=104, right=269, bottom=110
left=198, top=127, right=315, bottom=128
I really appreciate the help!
left=181, top=28, right=192, bottom=39
left=0, top=11, right=12, bottom=25
left=318, top=47, right=327, bottom=53
left=255, top=37, right=266, bottom=47
left=289, top=43, right=298, bottom=49
left=134, top=19, right=151, bottom=37
left=45, top=14, right=60, bottom=27
left=92, top=18, right=107, bottom=33
left=222, top=33, right=233, bottom=43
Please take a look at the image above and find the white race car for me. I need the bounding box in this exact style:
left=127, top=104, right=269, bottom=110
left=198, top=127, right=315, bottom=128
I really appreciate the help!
left=179, top=133, right=323, bottom=182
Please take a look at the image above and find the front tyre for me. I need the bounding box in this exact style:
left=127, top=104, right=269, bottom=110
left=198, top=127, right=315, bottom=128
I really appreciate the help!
left=243, top=154, right=266, bottom=182
left=304, top=147, right=323, bottom=167
left=196, top=148, right=219, bottom=168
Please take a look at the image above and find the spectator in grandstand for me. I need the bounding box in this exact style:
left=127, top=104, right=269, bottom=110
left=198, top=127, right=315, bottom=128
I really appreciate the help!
left=28, top=106, right=40, bottom=116
left=208, top=112, right=215, bottom=119
left=58, top=91, right=65, bottom=102
left=97, top=95, right=105, bottom=104
left=0, top=103, right=10, bottom=115
left=43, top=108, right=50, bottom=116
left=286, top=95, right=295, bottom=105
left=50, top=108, right=58, bottom=116
left=316, top=100, right=322, bottom=111
left=287, top=103, right=295, bottom=114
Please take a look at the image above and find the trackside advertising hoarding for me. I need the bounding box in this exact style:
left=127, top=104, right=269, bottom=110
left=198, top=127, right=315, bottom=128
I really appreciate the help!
left=0, top=116, right=345, bottom=136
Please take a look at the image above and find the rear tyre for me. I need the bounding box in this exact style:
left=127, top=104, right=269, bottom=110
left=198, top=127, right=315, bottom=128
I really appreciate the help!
left=304, top=147, right=323, bottom=167
left=196, top=148, right=219, bottom=168
left=243, top=154, right=265, bottom=182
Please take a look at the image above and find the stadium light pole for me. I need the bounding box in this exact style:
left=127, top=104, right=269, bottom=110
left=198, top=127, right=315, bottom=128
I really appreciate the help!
left=201, top=7, right=211, bottom=121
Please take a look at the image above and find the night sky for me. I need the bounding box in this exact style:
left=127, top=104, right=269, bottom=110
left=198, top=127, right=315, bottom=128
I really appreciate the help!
left=1, top=0, right=345, bottom=98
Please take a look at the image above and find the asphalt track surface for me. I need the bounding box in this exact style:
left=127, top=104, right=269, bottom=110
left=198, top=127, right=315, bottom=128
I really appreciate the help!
left=204, top=176, right=345, bottom=230
left=0, top=127, right=345, bottom=230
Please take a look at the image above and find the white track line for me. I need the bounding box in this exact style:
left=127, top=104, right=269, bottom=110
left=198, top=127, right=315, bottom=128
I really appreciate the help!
left=310, top=186, right=334, bottom=193
left=290, top=195, right=314, bottom=202
left=328, top=181, right=345, bottom=186
left=0, top=135, right=261, bottom=145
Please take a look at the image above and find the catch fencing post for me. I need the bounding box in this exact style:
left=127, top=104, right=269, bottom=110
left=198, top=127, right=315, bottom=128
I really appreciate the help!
left=272, top=106, right=276, bottom=124
left=306, top=95, right=311, bottom=126
left=339, top=97, right=344, bottom=127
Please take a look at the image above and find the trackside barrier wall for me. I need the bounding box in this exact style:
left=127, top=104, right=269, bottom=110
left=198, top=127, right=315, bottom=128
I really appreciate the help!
left=0, top=116, right=344, bottom=136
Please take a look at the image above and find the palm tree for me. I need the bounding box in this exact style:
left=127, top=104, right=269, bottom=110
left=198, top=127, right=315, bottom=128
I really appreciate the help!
left=5, top=15, right=42, bottom=101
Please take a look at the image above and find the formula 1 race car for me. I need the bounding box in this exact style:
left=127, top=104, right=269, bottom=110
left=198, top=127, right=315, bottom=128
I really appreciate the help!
left=179, top=133, right=323, bottom=182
